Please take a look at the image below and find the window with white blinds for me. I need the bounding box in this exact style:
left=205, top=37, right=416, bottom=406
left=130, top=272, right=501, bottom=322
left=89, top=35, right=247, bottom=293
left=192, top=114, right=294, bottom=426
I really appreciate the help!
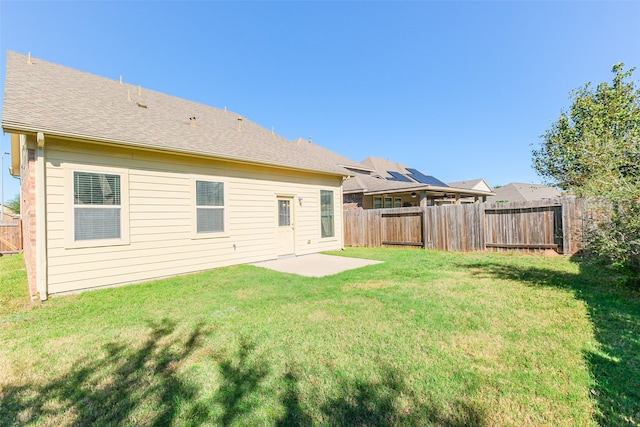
left=73, top=171, right=121, bottom=241
left=196, top=180, right=225, bottom=233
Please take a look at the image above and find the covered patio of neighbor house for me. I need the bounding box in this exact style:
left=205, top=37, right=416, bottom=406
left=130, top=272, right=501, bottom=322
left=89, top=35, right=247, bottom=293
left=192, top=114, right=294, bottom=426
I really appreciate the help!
left=341, top=157, right=494, bottom=209
left=343, top=172, right=494, bottom=209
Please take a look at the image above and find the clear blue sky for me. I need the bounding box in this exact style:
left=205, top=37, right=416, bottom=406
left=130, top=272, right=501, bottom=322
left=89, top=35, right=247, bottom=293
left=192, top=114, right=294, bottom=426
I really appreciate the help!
left=1, top=1, right=639, bottom=202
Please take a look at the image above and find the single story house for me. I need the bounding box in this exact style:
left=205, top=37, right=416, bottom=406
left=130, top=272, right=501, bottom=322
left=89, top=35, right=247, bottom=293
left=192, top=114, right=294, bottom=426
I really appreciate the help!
left=487, top=183, right=563, bottom=203
left=343, top=157, right=494, bottom=208
left=1, top=204, right=19, bottom=221
left=0, top=205, right=22, bottom=254
left=446, top=179, right=494, bottom=204
left=2, top=51, right=351, bottom=300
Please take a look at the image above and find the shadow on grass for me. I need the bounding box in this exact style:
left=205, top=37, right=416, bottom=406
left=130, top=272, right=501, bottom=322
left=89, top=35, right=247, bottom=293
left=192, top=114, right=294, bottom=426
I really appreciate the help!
left=277, top=365, right=486, bottom=427
left=313, top=370, right=486, bottom=427
left=183, top=336, right=272, bottom=426
left=459, top=258, right=640, bottom=426
left=171, top=334, right=487, bottom=426
left=0, top=318, right=207, bottom=426
left=1, top=322, right=487, bottom=426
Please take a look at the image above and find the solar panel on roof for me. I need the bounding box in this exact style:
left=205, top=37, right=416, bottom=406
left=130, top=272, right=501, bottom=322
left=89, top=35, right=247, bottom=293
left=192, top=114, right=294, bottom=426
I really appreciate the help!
left=387, top=171, right=413, bottom=182
left=406, top=168, right=449, bottom=187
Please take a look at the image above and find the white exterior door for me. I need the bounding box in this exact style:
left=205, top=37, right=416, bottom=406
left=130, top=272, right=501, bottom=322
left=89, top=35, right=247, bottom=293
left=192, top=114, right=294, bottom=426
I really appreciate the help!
left=276, top=197, right=295, bottom=256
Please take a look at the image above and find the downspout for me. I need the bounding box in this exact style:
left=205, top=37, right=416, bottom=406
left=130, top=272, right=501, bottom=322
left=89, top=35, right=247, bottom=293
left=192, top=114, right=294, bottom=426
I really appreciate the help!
left=340, top=176, right=347, bottom=250
left=35, top=132, right=48, bottom=301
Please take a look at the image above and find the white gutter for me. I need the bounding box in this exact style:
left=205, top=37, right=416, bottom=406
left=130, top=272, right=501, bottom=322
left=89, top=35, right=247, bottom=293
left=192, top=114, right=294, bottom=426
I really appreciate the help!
left=0, top=123, right=349, bottom=178
left=340, top=176, right=347, bottom=250
left=35, top=132, right=47, bottom=301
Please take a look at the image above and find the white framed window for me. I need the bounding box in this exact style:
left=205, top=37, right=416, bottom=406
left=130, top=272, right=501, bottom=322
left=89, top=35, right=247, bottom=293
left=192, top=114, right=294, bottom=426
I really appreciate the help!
left=65, top=165, right=129, bottom=248
left=394, top=197, right=402, bottom=208
left=194, top=179, right=226, bottom=236
left=74, top=171, right=121, bottom=240
left=320, top=189, right=335, bottom=238
left=384, top=197, right=393, bottom=208
left=373, top=196, right=383, bottom=209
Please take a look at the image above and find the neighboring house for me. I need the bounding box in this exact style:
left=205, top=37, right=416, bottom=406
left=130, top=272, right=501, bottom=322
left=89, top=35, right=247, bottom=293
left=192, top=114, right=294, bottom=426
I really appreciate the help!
left=2, top=51, right=350, bottom=300
left=343, top=157, right=494, bottom=208
left=0, top=204, right=21, bottom=254
left=1, top=204, right=18, bottom=221
left=448, top=179, right=493, bottom=194
left=446, top=179, right=494, bottom=204
left=486, top=183, right=563, bottom=203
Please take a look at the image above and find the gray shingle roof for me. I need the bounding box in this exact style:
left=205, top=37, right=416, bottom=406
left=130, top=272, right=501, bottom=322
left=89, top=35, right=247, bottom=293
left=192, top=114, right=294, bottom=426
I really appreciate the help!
left=486, top=183, right=562, bottom=202
left=360, top=157, right=409, bottom=179
left=343, top=156, right=495, bottom=198
left=1, top=51, right=349, bottom=176
left=291, top=137, right=368, bottom=172
left=448, top=179, right=493, bottom=192
left=343, top=173, right=426, bottom=193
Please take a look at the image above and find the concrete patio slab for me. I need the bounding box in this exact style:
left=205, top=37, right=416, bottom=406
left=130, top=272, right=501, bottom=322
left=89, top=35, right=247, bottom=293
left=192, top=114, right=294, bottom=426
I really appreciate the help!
left=252, top=253, right=383, bottom=277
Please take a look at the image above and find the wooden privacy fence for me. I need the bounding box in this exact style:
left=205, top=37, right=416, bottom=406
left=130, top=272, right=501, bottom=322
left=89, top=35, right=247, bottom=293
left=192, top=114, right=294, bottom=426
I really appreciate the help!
left=343, top=197, right=585, bottom=255
left=0, top=219, right=23, bottom=254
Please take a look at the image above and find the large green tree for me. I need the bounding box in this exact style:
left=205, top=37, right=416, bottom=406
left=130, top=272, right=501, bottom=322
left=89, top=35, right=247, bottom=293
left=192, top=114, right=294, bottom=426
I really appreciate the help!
left=6, top=193, right=20, bottom=215
left=533, top=63, right=640, bottom=195
left=533, top=64, right=640, bottom=285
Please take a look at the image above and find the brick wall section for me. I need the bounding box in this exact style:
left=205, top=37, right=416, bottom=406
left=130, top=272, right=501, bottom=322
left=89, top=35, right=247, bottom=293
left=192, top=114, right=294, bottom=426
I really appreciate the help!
left=21, top=149, right=37, bottom=295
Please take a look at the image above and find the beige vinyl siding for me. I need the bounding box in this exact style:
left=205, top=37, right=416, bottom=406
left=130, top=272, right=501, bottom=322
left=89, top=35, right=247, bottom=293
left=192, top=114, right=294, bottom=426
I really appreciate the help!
left=44, top=138, right=343, bottom=294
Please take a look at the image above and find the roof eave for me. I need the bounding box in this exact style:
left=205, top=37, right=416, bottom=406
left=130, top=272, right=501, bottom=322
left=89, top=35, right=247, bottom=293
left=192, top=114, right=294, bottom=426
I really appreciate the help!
left=362, top=185, right=495, bottom=197
left=2, top=122, right=350, bottom=178
left=342, top=164, right=375, bottom=173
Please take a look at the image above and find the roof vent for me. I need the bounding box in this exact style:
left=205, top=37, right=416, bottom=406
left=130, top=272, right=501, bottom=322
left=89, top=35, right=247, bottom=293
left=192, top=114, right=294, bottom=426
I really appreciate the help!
left=237, top=116, right=243, bottom=132
left=136, top=102, right=147, bottom=109
left=190, top=116, right=197, bottom=127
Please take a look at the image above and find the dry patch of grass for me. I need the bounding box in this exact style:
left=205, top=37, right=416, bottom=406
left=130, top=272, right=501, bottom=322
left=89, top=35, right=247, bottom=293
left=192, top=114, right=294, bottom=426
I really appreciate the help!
left=451, top=331, right=505, bottom=365
left=342, top=279, right=398, bottom=290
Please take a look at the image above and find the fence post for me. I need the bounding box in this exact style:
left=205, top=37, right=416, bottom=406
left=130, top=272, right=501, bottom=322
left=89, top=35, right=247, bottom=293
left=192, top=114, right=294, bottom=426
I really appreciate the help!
left=561, top=197, right=569, bottom=255
left=422, top=206, right=427, bottom=250
left=478, top=202, right=486, bottom=252
left=561, top=196, right=583, bottom=255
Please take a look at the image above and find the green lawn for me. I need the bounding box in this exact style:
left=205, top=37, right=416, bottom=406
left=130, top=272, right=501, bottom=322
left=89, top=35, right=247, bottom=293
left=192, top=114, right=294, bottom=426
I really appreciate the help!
left=1, top=248, right=638, bottom=426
